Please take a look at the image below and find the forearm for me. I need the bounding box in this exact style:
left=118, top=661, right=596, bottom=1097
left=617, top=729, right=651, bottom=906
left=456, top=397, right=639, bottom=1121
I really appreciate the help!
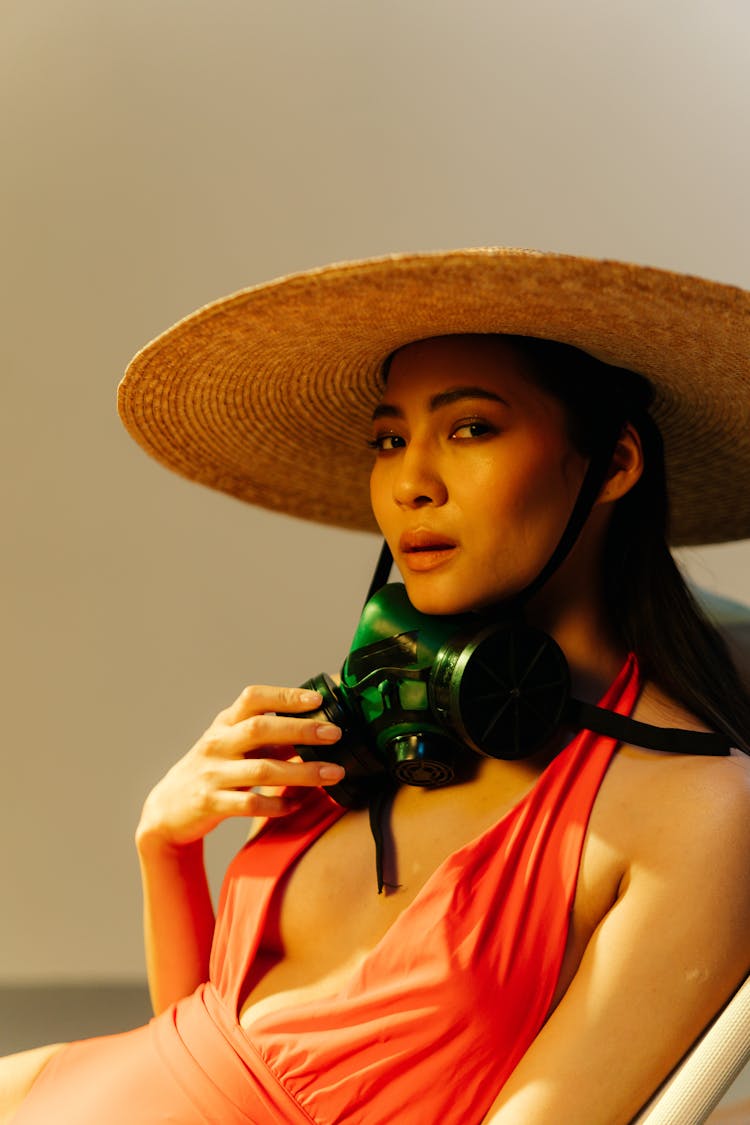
left=132, top=682, right=340, bottom=1014
left=136, top=831, right=216, bottom=1015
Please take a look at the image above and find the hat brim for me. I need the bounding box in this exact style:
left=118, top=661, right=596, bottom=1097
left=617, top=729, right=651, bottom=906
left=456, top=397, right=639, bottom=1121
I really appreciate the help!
left=118, top=248, right=750, bottom=545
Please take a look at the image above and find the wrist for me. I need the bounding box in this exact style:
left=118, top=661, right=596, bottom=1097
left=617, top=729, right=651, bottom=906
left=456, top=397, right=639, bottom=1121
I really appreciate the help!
left=135, top=821, right=204, bottom=862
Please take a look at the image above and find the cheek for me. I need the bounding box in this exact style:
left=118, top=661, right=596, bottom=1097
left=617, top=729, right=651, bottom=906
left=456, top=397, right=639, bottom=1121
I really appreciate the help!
left=369, top=467, right=390, bottom=533
left=469, top=440, right=580, bottom=534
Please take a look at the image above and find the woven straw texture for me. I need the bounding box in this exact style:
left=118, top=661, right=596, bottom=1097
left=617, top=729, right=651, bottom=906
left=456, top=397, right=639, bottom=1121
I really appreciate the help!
left=118, top=249, right=750, bottom=544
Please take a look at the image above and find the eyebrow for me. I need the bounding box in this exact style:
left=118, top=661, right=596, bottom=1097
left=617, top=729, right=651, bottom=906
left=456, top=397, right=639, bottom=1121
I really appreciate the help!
left=371, top=386, right=510, bottom=422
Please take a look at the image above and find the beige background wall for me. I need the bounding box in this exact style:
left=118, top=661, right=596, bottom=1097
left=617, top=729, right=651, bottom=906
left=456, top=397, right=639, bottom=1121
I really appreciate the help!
left=2, top=0, right=748, bottom=982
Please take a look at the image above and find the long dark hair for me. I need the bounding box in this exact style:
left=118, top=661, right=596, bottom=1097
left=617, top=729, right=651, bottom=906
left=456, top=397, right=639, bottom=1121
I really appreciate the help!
left=504, top=334, right=750, bottom=754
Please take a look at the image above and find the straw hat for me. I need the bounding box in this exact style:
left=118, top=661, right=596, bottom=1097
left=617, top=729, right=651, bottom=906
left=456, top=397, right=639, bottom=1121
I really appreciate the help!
left=118, top=248, right=750, bottom=545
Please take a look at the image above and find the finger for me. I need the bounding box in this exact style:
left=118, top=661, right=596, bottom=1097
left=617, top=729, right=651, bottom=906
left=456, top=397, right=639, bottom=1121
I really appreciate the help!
left=219, top=685, right=323, bottom=726
left=214, top=784, right=349, bottom=820
left=217, top=757, right=346, bottom=791
left=210, top=789, right=304, bottom=821
left=219, top=714, right=342, bottom=757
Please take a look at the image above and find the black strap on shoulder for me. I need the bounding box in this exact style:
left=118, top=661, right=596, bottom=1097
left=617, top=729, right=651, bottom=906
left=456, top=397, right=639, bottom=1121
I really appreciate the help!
left=566, top=699, right=732, bottom=756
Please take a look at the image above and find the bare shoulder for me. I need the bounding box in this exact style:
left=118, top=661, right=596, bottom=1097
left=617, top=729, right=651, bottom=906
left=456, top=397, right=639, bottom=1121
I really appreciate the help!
left=622, top=747, right=750, bottom=855
left=603, top=680, right=750, bottom=878
left=578, top=699, right=750, bottom=979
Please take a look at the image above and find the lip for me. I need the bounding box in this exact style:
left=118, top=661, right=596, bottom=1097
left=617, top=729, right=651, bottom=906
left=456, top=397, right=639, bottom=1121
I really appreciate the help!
left=399, top=530, right=458, bottom=572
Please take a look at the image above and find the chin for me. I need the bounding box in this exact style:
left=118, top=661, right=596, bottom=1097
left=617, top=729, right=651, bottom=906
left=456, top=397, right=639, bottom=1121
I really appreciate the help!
left=400, top=578, right=487, bottom=618
left=400, top=572, right=525, bottom=619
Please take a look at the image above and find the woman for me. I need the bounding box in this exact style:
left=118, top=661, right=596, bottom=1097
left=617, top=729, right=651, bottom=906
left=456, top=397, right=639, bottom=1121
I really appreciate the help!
left=4, top=249, right=750, bottom=1124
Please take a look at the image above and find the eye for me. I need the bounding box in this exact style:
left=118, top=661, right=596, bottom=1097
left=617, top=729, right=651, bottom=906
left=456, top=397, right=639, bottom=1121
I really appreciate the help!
left=451, top=420, right=495, bottom=440
left=367, top=433, right=406, bottom=453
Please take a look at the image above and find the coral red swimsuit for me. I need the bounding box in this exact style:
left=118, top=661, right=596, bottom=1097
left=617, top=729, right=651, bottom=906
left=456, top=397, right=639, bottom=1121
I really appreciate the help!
left=14, top=657, right=640, bottom=1124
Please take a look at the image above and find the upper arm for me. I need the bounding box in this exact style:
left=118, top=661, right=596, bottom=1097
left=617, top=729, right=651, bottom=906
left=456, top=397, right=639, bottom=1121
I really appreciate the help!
left=483, top=754, right=750, bottom=1125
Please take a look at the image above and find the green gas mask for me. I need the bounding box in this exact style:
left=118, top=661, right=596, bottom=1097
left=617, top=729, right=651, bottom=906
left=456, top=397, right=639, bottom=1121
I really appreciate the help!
left=295, top=581, right=728, bottom=813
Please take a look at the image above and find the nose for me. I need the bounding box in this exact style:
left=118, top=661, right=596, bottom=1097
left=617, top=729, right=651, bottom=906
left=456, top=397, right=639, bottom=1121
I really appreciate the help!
left=392, top=442, right=448, bottom=509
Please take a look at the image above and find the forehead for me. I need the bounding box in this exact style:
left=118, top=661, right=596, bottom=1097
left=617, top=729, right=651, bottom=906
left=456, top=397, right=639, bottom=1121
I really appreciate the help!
left=382, top=334, right=551, bottom=406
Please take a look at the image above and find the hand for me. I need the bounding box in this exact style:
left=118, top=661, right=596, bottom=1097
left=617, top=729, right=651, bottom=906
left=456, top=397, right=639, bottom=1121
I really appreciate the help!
left=136, top=685, right=343, bottom=851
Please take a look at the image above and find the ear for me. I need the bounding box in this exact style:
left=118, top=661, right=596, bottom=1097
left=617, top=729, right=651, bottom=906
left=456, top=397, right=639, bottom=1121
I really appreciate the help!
left=596, top=422, right=644, bottom=505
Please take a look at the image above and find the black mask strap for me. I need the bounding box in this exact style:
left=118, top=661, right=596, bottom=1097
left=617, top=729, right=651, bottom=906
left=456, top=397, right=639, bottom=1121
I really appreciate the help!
left=368, top=780, right=398, bottom=894
left=366, top=540, right=394, bottom=605
left=567, top=699, right=731, bottom=755
left=503, top=425, right=621, bottom=613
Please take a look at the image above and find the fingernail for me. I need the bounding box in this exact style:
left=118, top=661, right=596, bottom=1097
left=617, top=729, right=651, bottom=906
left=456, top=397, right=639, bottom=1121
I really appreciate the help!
left=316, top=723, right=341, bottom=741
left=319, top=763, right=345, bottom=781
left=299, top=690, right=322, bottom=706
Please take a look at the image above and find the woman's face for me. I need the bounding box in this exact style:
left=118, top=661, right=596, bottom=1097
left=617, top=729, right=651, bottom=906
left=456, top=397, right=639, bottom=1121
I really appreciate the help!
left=369, top=334, right=590, bottom=616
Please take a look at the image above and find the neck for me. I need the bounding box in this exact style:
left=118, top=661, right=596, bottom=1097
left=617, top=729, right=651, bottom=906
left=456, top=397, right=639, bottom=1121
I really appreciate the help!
left=524, top=524, right=627, bottom=704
